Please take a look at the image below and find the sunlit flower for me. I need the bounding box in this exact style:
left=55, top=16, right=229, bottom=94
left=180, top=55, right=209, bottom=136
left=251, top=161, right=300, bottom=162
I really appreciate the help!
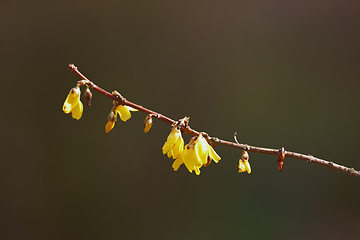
left=115, top=105, right=138, bottom=122
left=62, top=86, right=83, bottom=120
left=173, top=143, right=202, bottom=175
left=105, top=110, right=116, bottom=133
left=162, top=127, right=184, bottom=159
left=172, top=134, right=221, bottom=175
left=195, top=135, right=221, bottom=165
left=238, top=150, right=251, bottom=174
left=105, top=105, right=138, bottom=133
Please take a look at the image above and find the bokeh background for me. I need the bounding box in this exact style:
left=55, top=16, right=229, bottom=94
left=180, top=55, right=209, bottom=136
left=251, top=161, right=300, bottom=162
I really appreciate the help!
left=1, top=0, right=360, bottom=239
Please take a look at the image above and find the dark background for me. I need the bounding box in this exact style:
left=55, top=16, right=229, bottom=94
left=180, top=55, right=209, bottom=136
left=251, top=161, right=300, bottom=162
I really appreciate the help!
left=1, top=0, right=360, bottom=239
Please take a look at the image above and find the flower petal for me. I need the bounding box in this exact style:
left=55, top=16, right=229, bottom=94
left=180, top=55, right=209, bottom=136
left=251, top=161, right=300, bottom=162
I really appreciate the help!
left=63, top=101, right=72, bottom=114
left=115, top=105, right=132, bottom=122
left=162, top=128, right=180, bottom=155
left=71, top=101, right=83, bottom=120
left=172, top=156, right=183, bottom=171
left=195, top=135, right=209, bottom=164
left=63, top=87, right=81, bottom=114
left=244, top=160, right=251, bottom=174
left=105, top=120, right=115, bottom=133
left=171, top=137, right=184, bottom=159
left=238, top=160, right=246, bottom=172
left=208, top=145, right=221, bottom=163
left=167, top=150, right=173, bottom=158
left=125, top=106, right=138, bottom=112
left=194, top=166, right=201, bottom=175
left=183, top=147, right=202, bottom=174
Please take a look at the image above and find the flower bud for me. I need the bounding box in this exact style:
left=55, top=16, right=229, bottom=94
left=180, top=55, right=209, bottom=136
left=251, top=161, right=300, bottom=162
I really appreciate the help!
left=108, top=110, right=116, bottom=121
left=241, top=150, right=249, bottom=161
left=144, top=115, right=153, bottom=133
left=238, top=150, right=251, bottom=174
left=105, top=110, right=116, bottom=133
left=84, top=86, right=92, bottom=107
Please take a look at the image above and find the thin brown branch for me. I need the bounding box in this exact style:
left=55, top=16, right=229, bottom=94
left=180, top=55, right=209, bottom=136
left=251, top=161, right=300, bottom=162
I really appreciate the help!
left=67, top=64, right=360, bottom=178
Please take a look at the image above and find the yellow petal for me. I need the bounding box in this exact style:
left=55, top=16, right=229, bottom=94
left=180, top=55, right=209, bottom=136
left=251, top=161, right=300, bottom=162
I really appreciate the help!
left=182, top=147, right=202, bottom=174
left=63, top=87, right=81, bottom=114
left=238, top=160, right=246, bottom=172
left=105, top=120, right=115, bottom=133
left=171, top=137, right=184, bottom=159
left=162, top=127, right=180, bottom=155
left=244, top=160, right=251, bottom=174
left=167, top=150, right=173, bottom=158
left=172, top=156, right=183, bottom=171
left=195, top=135, right=209, bottom=164
left=63, top=101, right=72, bottom=114
left=115, top=105, right=132, bottom=122
left=208, top=145, right=221, bottom=163
left=194, top=166, right=201, bottom=175
left=71, top=101, right=83, bottom=120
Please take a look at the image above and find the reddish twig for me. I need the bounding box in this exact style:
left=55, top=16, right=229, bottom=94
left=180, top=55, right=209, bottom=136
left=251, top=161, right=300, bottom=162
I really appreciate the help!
left=67, top=64, right=360, bottom=178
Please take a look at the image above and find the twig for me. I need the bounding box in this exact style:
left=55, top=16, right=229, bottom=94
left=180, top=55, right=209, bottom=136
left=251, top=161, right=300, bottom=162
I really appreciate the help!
left=67, top=64, right=360, bottom=178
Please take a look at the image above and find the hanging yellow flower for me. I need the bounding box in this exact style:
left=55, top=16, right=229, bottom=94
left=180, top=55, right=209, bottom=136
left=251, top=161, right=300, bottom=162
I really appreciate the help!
left=115, top=105, right=138, bottom=122
left=62, top=86, right=83, bottom=120
left=173, top=143, right=202, bottom=175
left=162, top=127, right=184, bottom=159
left=238, top=150, right=251, bottom=174
left=172, top=134, right=221, bottom=175
left=105, top=110, right=116, bottom=133
left=105, top=105, right=138, bottom=133
left=195, top=135, right=221, bottom=165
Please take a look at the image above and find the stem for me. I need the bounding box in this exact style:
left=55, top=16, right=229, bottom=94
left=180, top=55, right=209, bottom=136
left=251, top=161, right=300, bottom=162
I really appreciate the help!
left=68, top=64, right=360, bottom=178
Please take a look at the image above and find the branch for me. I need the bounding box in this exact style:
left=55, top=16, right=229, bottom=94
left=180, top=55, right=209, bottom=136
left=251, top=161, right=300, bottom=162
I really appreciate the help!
left=67, top=64, right=360, bottom=178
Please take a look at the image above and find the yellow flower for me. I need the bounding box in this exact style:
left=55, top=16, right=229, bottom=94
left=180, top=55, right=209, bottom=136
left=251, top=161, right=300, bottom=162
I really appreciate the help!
left=172, top=134, right=221, bottom=175
left=115, top=105, right=138, bottom=122
left=173, top=144, right=202, bottom=175
left=195, top=135, right=221, bottom=164
left=162, top=127, right=184, bottom=159
left=105, top=110, right=116, bottom=133
left=62, top=86, right=83, bottom=120
left=238, top=150, right=251, bottom=174
left=105, top=105, right=138, bottom=133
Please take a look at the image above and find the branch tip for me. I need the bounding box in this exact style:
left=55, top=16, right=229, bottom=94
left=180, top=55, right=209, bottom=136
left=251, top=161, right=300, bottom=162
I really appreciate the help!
left=68, top=64, right=77, bottom=72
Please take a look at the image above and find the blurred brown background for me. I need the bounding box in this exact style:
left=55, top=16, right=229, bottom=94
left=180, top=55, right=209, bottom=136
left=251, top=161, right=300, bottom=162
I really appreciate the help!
left=1, top=0, right=360, bottom=239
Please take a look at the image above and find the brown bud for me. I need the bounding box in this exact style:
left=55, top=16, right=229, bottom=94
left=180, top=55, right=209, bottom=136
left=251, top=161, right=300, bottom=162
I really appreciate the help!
left=84, top=86, right=92, bottom=107
left=144, top=115, right=153, bottom=133
left=278, top=147, right=285, bottom=172
left=108, top=110, right=116, bottom=122
left=241, top=150, right=249, bottom=161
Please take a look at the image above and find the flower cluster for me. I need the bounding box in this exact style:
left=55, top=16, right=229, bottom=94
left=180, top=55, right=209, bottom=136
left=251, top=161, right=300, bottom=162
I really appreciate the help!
left=162, top=126, right=221, bottom=175
left=63, top=83, right=251, bottom=176
left=62, top=85, right=138, bottom=133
